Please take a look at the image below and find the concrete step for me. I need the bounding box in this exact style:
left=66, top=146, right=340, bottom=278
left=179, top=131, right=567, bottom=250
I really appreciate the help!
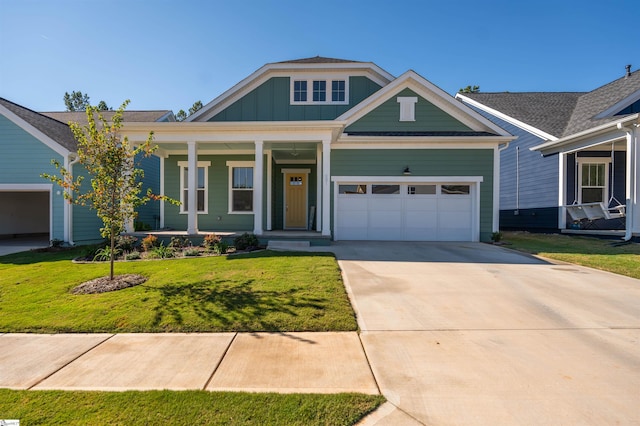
left=267, top=240, right=311, bottom=250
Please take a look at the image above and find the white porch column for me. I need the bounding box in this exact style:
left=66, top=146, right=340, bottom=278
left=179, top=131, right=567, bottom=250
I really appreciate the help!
left=159, top=155, right=165, bottom=229
left=558, top=152, right=567, bottom=230
left=253, top=140, right=264, bottom=235
left=266, top=149, right=272, bottom=231
left=316, top=143, right=322, bottom=232
left=321, top=139, right=331, bottom=237
left=629, top=126, right=638, bottom=236
left=187, top=140, right=198, bottom=234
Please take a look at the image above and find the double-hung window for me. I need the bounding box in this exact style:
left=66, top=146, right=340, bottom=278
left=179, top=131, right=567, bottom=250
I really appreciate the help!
left=293, top=80, right=307, bottom=102
left=578, top=159, right=608, bottom=203
left=332, top=80, right=345, bottom=102
left=313, top=80, right=326, bottom=101
left=227, top=161, right=254, bottom=213
left=178, top=161, right=210, bottom=214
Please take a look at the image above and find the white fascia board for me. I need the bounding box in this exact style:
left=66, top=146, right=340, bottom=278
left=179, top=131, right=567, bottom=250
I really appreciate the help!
left=187, top=62, right=395, bottom=123
left=531, top=114, right=640, bottom=155
left=338, top=70, right=511, bottom=136
left=0, top=104, right=70, bottom=158
left=335, top=135, right=514, bottom=147
left=456, top=93, right=558, bottom=141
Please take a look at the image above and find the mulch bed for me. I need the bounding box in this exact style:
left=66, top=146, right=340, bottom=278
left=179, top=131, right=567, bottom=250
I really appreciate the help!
left=71, top=274, right=147, bottom=295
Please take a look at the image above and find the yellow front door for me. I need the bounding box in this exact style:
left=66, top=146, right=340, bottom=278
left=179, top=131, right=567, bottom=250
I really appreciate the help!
left=285, top=173, right=307, bottom=229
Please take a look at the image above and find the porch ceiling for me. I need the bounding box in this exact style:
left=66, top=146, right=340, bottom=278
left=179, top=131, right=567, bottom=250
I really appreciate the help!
left=153, top=141, right=318, bottom=160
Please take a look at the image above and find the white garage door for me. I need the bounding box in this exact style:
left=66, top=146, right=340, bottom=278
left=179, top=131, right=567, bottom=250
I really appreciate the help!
left=336, top=182, right=476, bottom=241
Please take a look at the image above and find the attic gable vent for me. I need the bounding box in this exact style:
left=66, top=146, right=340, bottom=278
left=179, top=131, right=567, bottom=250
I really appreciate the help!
left=397, top=96, right=418, bottom=121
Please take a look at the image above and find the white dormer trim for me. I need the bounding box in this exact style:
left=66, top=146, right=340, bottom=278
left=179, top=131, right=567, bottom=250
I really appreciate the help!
left=337, top=70, right=512, bottom=137
left=0, top=103, right=70, bottom=157
left=594, top=88, right=640, bottom=119
left=456, top=93, right=558, bottom=141
left=397, top=97, right=417, bottom=121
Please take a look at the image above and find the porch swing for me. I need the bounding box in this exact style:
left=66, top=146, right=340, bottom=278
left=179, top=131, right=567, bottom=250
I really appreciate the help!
left=564, top=142, right=626, bottom=225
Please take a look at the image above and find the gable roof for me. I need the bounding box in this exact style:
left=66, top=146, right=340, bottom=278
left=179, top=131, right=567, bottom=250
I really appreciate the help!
left=42, top=110, right=175, bottom=124
left=187, top=57, right=395, bottom=122
left=457, top=68, right=640, bottom=140
left=0, top=97, right=77, bottom=152
left=338, top=70, right=512, bottom=138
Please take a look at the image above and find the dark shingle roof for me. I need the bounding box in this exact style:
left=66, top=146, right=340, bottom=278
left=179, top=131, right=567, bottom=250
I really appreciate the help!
left=346, top=131, right=499, bottom=137
left=461, top=92, right=584, bottom=137
left=0, top=97, right=77, bottom=151
left=42, top=110, right=174, bottom=124
left=276, top=56, right=362, bottom=64
left=461, top=68, right=640, bottom=138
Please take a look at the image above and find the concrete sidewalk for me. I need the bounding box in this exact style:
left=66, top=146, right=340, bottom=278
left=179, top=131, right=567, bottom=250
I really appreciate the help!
left=0, top=332, right=379, bottom=394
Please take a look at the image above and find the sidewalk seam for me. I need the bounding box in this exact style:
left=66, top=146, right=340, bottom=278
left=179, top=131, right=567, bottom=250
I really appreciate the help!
left=27, top=334, right=116, bottom=390
left=202, top=332, right=237, bottom=390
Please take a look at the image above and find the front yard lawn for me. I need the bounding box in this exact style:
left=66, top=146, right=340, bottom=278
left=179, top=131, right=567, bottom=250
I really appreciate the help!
left=0, top=248, right=357, bottom=333
left=0, top=389, right=385, bottom=425
left=503, top=231, right=640, bottom=279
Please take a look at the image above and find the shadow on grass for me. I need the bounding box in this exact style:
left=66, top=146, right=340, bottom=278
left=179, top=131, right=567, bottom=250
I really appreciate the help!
left=144, top=278, right=328, bottom=331
left=224, top=250, right=336, bottom=260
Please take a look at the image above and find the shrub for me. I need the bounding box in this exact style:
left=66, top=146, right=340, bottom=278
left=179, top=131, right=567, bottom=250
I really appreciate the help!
left=183, top=247, right=201, bottom=257
left=213, top=240, right=230, bottom=255
left=203, top=233, right=221, bottom=251
left=169, top=236, right=191, bottom=250
left=93, top=246, right=122, bottom=262
left=491, top=232, right=503, bottom=243
left=116, top=235, right=138, bottom=252
left=148, top=242, right=174, bottom=259
left=50, top=238, right=64, bottom=248
left=234, top=233, right=260, bottom=251
left=141, top=234, right=158, bottom=251
left=125, top=251, right=141, bottom=261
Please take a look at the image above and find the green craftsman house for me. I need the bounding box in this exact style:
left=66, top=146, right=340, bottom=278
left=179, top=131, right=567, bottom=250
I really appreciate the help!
left=122, top=57, right=513, bottom=243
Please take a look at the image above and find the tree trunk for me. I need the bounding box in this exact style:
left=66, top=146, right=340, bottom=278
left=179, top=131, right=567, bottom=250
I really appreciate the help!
left=110, top=228, right=115, bottom=280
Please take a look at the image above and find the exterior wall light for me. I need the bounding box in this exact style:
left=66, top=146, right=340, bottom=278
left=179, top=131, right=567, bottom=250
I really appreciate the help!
left=403, top=166, right=411, bottom=175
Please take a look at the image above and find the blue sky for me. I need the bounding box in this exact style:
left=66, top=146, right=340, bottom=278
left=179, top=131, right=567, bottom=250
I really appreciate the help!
left=1, top=0, right=638, bottom=113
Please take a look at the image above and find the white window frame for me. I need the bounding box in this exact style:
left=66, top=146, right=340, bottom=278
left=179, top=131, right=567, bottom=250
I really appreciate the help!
left=227, top=161, right=255, bottom=215
left=577, top=157, right=610, bottom=204
left=178, top=161, right=210, bottom=214
left=290, top=76, right=349, bottom=105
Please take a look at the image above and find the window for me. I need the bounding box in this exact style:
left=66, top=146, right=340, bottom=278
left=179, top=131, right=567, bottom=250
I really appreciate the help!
left=227, top=161, right=254, bottom=213
left=291, top=78, right=348, bottom=104
left=408, top=185, right=436, bottom=195
left=293, top=80, right=307, bottom=102
left=441, top=185, right=470, bottom=195
left=313, top=80, right=326, bottom=102
left=178, top=161, right=210, bottom=214
left=339, top=184, right=367, bottom=194
left=332, top=80, right=345, bottom=102
left=579, top=161, right=607, bottom=203
left=372, top=184, right=400, bottom=194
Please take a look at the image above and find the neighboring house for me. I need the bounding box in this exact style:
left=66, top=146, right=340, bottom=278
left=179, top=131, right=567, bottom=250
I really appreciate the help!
left=0, top=98, right=174, bottom=245
left=457, top=67, right=640, bottom=240
left=121, top=57, right=514, bottom=243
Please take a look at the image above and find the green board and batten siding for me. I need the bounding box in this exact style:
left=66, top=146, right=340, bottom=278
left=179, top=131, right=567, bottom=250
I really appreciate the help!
left=346, top=89, right=473, bottom=133
left=209, top=77, right=382, bottom=121
left=331, top=149, right=495, bottom=241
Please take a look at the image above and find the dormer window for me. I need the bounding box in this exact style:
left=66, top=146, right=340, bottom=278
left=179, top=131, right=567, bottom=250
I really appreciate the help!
left=291, top=77, right=348, bottom=105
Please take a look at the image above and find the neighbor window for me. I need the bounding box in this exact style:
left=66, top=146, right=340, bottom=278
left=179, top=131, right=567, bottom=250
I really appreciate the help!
left=579, top=161, right=607, bottom=203
left=227, top=161, right=254, bottom=213
left=178, top=161, right=210, bottom=214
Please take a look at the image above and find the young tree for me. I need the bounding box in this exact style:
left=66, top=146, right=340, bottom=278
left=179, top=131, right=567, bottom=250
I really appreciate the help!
left=43, top=100, right=167, bottom=280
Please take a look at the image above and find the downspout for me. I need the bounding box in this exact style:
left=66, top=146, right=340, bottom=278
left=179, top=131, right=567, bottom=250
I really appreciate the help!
left=66, top=153, right=80, bottom=246
left=617, top=122, right=636, bottom=241
left=493, top=142, right=511, bottom=233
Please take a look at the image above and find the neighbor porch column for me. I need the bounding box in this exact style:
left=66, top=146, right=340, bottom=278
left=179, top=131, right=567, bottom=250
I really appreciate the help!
left=558, top=152, right=567, bottom=230
left=321, top=139, right=331, bottom=237
left=316, top=143, right=322, bottom=232
left=253, top=140, right=264, bottom=235
left=187, top=140, right=198, bottom=234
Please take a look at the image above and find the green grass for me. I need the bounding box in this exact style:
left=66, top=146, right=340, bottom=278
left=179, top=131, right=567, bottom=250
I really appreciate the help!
left=503, top=231, right=640, bottom=279
left=0, top=389, right=385, bottom=425
left=0, top=248, right=357, bottom=333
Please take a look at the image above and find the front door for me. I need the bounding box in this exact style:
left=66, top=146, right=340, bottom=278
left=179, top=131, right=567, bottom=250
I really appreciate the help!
left=285, top=173, right=308, bottom=229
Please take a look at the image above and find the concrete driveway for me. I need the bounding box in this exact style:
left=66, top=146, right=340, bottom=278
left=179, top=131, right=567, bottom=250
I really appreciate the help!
left=0, top=236, right=49, bottom=256
left=330, top=242, right=640, bottom=425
